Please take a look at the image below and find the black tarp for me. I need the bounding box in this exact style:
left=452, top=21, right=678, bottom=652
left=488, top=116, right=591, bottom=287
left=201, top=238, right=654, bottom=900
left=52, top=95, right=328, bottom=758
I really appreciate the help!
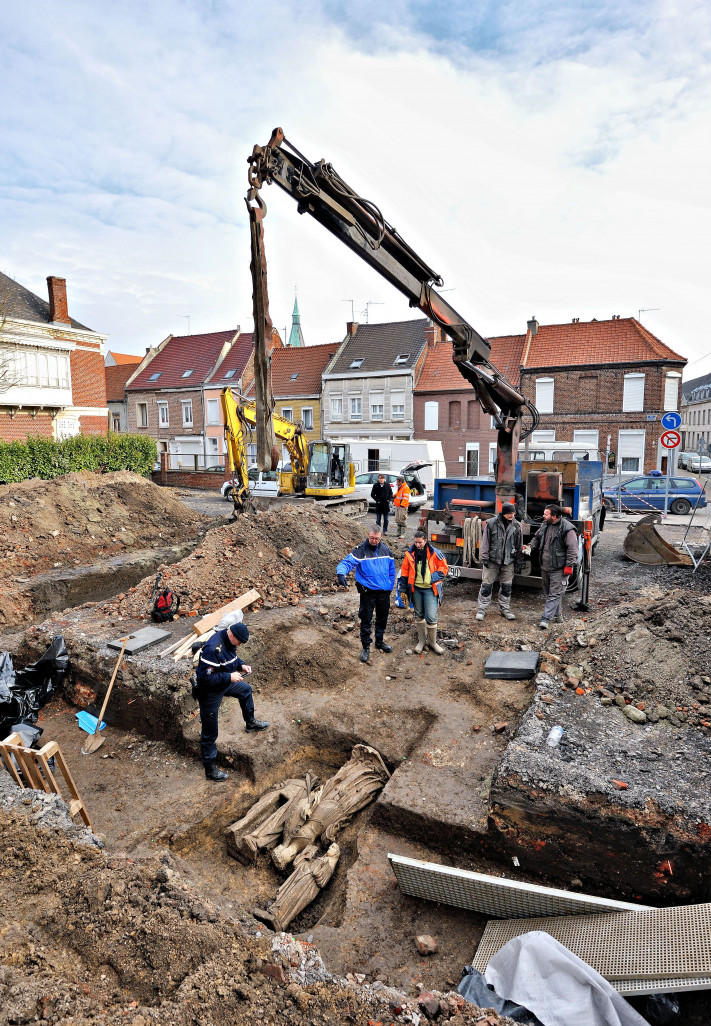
left=0, top=637, right=68, bottom=741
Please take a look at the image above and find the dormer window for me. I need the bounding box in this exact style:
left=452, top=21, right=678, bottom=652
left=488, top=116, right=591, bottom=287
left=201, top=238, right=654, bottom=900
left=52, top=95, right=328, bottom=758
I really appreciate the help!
left=148, top=372, right=161, bottom=381
left=290, top=372, right=299, bottom=380
left=349, top=358, right=364, bottom=369
left=393, top=353, right=410, bottom=366
left=224, top=369, right=236, bottom=379
left=181, top=369, right=194, bottom=378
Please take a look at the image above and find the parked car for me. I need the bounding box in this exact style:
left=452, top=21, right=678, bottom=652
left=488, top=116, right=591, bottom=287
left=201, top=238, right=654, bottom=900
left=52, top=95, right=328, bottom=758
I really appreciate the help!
left=353, top=461, right=430, bottom=512
left=603, top=475, right=706, bottom=515
left=686, top=454, right=711, bottom=474
left=221, top=463, right=289, bottom=501
left=677, top=451, right=695, bottom=469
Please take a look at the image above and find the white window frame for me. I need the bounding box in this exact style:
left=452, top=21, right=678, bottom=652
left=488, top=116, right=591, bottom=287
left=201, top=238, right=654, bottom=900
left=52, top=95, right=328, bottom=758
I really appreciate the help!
left=330, top=395, right=343, bottom=420
left=281, top=407, right=293, bottom=422
left=465, top=441, right=480, bottom=476
left=349, top=358, right=364, bottom=369
left=301, top=406, right=314, bottom=431
left=664, top=372, right=681, bottom=412
left=488, top=442, right=497, bottom=475
left=158, top=402, right=169, bottom=427
left=137, top=402, right=148, bottom=428
left=181, top=400, right=193, bottom=427
left=535, top=377, right=554, bottom=414
left=393, top=353, right=410, bottom=366
left=618, top=429, right=645, bottom=473
left=206, top=436, right=220, bottom=466
left=530, top=429, right=555, bottom=444
left=206, top=398, right=220, bottom=425
left=391, top=391, right=405, bottom=421
left=370, top=392, right=384, bottom=421
left=424, top=400, right=439, bottom=431
left=622, top=373, right=645, bottom=413
left=573, top=429, right=599, bottom=447
left=349, top=396, right=362, bottom=421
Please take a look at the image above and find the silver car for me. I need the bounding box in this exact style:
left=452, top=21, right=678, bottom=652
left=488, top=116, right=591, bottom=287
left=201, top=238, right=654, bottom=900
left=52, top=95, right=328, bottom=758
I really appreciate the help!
left=353, top=462, right=429, bottom=511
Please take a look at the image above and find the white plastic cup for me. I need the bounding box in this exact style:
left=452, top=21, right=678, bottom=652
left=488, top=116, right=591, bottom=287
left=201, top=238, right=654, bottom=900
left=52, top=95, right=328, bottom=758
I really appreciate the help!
left=546, top=725, right=564, bottom=747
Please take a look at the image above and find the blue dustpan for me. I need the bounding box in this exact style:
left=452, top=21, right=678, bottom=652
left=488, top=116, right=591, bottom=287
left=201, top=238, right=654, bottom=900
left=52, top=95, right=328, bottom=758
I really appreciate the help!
left=76, top=710, right=106, bottom=734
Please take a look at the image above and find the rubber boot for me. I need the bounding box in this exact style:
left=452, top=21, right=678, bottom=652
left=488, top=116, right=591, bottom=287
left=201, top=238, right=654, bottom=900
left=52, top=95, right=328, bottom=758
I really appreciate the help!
left=427, top=624, right=445, bottom=655
left=414, top=620, right=427, bottom=654
left=204, top=761, right=228, bottom=781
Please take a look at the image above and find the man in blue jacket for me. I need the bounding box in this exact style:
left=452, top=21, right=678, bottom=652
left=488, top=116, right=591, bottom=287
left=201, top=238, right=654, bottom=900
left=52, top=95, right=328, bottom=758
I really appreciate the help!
left=336, top=525, right=396, bottom=663
left=195, top=618, right=269, bottom=781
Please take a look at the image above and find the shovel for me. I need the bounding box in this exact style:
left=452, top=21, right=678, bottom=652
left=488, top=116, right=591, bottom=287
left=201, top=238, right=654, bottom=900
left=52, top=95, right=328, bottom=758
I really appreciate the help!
left=81, top=637, right=128, bottom=755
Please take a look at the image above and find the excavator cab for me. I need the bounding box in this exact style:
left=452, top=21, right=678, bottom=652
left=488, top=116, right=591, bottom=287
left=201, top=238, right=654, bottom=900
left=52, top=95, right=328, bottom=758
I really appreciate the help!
left=306, top=442, right=355, bottom=496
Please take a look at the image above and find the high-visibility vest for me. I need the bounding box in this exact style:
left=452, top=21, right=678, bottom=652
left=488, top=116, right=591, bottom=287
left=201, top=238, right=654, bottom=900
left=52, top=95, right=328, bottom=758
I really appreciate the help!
left=393, top=482, right=410, bottom=509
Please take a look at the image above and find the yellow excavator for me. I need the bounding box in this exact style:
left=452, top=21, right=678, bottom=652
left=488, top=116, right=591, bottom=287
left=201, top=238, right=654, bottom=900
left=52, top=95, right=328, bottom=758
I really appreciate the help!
left=221, top=388, right=360, bottom=512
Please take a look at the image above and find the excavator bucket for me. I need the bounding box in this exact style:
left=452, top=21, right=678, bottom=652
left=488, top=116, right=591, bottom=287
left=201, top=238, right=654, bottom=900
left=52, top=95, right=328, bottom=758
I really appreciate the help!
left=623, top=514, right=693, bottom=566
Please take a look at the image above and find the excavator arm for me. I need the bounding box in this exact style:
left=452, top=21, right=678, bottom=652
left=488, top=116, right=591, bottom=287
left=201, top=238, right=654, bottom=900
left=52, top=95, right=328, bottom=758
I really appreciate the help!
left=246, top=128, right=539, bottom=503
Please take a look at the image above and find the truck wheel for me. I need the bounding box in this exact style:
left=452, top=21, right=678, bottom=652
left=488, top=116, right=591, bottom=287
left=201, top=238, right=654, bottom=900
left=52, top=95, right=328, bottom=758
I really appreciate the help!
left=670, top=498, right=691, bottom=515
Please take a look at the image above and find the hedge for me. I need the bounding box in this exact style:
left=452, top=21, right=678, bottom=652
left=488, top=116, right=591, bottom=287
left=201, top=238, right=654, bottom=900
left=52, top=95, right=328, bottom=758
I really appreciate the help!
left=0, top=433, right=158, bottom=483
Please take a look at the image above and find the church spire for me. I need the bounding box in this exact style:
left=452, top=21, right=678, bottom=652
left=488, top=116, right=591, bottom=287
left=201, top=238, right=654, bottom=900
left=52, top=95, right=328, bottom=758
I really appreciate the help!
left=288, top=293, right=305, bottom=348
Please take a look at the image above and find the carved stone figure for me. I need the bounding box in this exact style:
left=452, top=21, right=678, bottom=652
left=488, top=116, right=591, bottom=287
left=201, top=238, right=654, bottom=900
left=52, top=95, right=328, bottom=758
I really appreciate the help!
left=254, top=842, right=340, bottom=932
left=225, top=774, right=318, bottom=863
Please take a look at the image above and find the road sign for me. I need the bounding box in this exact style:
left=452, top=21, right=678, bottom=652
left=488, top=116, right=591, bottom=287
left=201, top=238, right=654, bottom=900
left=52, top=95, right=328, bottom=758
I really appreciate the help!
left=660, top=429, right=681, bottom=449
left=661, top=411, right=682, bottom=430
left=697, top=437, right=707, bottom=455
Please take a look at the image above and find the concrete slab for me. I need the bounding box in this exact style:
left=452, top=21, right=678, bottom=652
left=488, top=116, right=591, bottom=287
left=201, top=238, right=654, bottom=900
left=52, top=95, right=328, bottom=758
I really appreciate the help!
left=108, top=627, right=171, bottom=653
left=485, top=650, right=540, bottom=679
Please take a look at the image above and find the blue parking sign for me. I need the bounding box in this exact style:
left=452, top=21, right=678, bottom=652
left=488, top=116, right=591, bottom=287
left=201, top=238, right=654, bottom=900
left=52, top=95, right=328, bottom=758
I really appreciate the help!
left=661, top=411, right=682, bottom=430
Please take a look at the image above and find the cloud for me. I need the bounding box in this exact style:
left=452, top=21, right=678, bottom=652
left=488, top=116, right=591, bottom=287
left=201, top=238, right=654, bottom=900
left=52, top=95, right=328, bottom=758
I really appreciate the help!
left=0, top=0, right=709, bottom=374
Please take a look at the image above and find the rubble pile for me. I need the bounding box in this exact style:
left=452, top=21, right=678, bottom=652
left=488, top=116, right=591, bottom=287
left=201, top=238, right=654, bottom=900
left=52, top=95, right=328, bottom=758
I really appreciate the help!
left=534, top=588, right=711, bottom=731
left=107, top=506, right=365, bottom=619
left=0, top=796, right=511, bottom=1026
left=0, top=472, right=207, bottom=585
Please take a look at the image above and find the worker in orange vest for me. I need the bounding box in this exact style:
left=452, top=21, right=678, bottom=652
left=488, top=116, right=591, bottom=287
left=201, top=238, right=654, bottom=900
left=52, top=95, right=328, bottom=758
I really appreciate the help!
left=393, top=475, right=411, bottom=538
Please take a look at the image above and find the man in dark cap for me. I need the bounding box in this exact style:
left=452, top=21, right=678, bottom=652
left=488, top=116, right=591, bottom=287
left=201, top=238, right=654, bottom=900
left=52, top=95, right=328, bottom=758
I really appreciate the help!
left=475, top=502, right=523, bottom=621
left=194, top=614, right=269, bottom=781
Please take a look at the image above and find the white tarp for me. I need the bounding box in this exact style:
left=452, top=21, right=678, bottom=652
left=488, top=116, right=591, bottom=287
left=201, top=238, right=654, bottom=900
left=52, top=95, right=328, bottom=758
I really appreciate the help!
left=484, top=931, right=649, bottom=1026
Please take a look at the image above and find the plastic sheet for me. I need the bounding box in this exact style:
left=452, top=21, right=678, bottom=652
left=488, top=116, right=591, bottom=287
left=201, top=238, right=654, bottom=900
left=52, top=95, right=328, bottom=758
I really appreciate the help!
left=0, top=637, right=67, bottom=741
left=484, top=931, right=650, bottom=1026
left=458, top=965, right=543, bottom=1024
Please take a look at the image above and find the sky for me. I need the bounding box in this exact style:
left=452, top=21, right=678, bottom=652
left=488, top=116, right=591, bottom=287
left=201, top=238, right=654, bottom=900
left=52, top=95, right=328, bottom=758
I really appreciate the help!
left=2, top=1, right=710, bottom=377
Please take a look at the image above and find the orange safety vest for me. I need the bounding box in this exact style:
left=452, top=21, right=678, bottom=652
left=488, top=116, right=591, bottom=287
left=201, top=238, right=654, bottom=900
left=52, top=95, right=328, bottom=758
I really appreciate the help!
left=400, top=543, right=449, bottom=597
left=393, top=482, right=410, bottom=509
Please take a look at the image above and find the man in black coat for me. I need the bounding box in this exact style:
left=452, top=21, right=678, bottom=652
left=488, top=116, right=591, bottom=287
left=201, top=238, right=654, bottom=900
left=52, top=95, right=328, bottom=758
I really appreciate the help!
left=370, top=473, right=394, bottom=535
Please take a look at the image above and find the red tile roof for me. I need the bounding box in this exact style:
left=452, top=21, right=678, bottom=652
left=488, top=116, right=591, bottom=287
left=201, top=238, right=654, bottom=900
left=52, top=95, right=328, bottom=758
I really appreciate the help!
left=105, top=363, right=140, bottom=402
left=415, top=335, right=526, bottom=393
left=127, top=330, right=239, bottom=391
left=107, top=351, right=142, bottom=365
left=208, top=332, right=254, bottom=385
left=522, top=318, right=685, bottom=369
left=245, top=343, right=341, bottom=398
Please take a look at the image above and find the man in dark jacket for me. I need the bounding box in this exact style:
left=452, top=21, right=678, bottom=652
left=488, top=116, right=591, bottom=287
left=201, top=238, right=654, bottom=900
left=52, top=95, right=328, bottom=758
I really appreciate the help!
left=528, top=504, right=579, bottom=629
left=336, top=526, right=396, bottom=662
left=475, top=503, right=523, bottom=621
left=370, top=474, right=394, bottom=535
left=195, top=618, right=269, bottom=781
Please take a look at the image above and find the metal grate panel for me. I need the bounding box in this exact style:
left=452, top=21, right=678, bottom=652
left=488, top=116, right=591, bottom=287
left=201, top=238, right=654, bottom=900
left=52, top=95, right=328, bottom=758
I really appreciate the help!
left=388, top=854, right=651, bottom=919
left=473, top=903, right=711, bottom=981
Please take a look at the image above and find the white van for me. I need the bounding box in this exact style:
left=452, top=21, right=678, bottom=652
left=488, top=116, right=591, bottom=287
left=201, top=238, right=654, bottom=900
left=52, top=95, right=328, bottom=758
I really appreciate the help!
left=329, top=439, right=446, bottom=490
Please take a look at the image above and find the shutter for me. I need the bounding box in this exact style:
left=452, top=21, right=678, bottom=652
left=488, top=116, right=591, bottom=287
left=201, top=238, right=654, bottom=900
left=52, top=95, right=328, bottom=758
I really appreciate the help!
left=535, top=378, right=554, bottom=414
left=573, top=430, right=599, bottom=447
left=618, top=430, right=645, bottom=459
left=664, top=375, right=680, bottom=411
left=622, top=374, right=645, bottom=412
left=424, top=401, right=439, bottom=431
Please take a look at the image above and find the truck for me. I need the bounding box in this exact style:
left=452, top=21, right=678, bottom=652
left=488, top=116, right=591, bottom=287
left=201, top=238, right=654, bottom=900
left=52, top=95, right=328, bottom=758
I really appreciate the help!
left=327, top=439, right=446, bottom=490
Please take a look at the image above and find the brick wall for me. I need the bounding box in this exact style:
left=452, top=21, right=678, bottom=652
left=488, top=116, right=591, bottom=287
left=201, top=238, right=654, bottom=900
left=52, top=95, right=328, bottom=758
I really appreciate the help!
left=520, top=363, right=682, bottom=469
left=0, top=412, right=54, bottom=443
left=127, top=389, right=204, bottom=437
left=71, top=349, right=108, bottom=408
left=78, top=414, right=108, bottom=436
left=151, top=469, right=224, bottom=491
left=414, top=390, right=497, bottom=475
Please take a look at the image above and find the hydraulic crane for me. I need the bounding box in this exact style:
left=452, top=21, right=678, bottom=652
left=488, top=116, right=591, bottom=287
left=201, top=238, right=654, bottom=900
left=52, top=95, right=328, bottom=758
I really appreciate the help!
left=245, top=127, right=539, bottom=507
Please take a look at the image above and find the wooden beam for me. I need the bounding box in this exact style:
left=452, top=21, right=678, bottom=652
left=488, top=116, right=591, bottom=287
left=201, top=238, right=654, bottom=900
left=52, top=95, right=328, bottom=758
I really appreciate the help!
left=191, top=589, right=260, bottom=637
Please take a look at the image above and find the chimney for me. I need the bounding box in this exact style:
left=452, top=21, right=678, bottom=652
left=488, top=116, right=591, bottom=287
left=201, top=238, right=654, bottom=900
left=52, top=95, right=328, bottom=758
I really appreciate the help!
left=47, top=276, right=70, bottom=325
left=527, top=316, right=538, bottom=336
left=346, top=321, right=359, bottom=336
left=425, top=322, right=439, bottom=348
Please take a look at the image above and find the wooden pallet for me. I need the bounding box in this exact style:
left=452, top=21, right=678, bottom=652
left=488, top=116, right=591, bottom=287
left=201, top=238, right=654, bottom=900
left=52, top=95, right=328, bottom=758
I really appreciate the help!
left=0, top=732, right=94, bottom=831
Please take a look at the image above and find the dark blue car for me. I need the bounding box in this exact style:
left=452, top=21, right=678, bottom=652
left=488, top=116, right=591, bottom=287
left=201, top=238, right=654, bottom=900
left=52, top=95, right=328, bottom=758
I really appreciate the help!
left=603, top=475, right=706, bottom=515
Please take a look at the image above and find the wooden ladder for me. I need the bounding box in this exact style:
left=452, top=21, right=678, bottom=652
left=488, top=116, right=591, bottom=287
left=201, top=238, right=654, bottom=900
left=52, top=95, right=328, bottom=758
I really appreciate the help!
left=0, top=732, right=94, bottom=831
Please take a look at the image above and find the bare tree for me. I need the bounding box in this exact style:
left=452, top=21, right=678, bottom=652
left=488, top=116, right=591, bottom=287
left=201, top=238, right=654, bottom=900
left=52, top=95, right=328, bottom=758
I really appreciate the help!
left=0, top=299, right=21, bottom=394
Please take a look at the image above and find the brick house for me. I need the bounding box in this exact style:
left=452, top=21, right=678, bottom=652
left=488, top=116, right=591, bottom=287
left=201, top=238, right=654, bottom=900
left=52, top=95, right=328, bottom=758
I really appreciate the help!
left=244, top=341, right=340, bottom=462
left=104, top=353, right=142, bottom=432
left=126, top=329, right=247, bottom=468
left=321, top=319, right=429, bottom=444
left=519, top=317, right=686, bottom=473
left=0, top=272, right=108, bottom=441
left=414, top=332, right=526, bottom=476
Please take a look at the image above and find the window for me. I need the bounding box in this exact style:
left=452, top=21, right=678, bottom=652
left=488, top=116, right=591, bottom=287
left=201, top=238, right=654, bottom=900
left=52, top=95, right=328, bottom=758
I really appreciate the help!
left=424, top=401, right=439, bottom=431
left=618, top=429, right=645, bottom=472
left=488, top=443, right=497, bottom=474
left=224, top=369, right=236, bottom=379
left=465, top=442, right=479, bottom=476
left=367, top=449, right=380, bottom=472
left=181, top=370, right=194, bottom=378
left=137, top=403, right=148, bottom=427
left=158, top=402, right=169, bottom=427
left=206, top=436, right=220, bottom=466
left=301, top=407, right=314, bottom=431
left=391, top=391, right=405, bottom=420
left=664, top=373, right=681, bottom=411
left=330, top=395, right=343, bottom=420
left=182, top=401, right=193, bottom=427
left=38, top=353, right=48, bottom=386
left=370, top=392, right=384, bottom=421
left=573, top=429, right=599, bottom=448
left=350, top=396, right=362, bottom=420
left=622, top=373, right=645, bottom=412
left=535, top=377, right=554, bottom=414
left=393, top=353, right=410, bottom=366
left=290, top=372, right=299, bottom=381
left=281, top=407, right=293, bottom=422
left=349, top=358, right=364, bottom=369
left=59, top=354, right=70, bottom=388
left=206, top=398, right=219, bottom=425
left=148, top=372, right=162, bottom=381
left=112, top=415, right=121, bottom=432
left=530, top=429, right=555, bottom=444
left=448, top=400, right=461, bottom=430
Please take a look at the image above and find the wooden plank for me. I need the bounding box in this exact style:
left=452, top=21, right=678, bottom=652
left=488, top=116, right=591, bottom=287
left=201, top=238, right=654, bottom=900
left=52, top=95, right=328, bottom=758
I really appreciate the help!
left=191, top=589, right=260, bottom=637
left=0, top=735, right=24, bottom=787
left=158, top=634, right=192, bottom=658
left=53, top=749, right=94, bottom=830
left=15, top=748, right=45, bottom=790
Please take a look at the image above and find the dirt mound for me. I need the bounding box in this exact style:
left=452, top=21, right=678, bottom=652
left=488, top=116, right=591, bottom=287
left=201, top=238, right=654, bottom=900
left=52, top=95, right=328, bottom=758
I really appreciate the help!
left=0, top=797, right=508, bottom=1025
left=0, top=472, right=208, bottom=585
left=109, top=506, right=366, bottom=621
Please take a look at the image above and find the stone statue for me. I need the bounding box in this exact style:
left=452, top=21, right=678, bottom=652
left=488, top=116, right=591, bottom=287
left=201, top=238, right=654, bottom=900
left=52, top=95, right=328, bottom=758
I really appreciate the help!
left=254, top=842, right=340, bottom=932
left=225, top=774, right=319, bottom=863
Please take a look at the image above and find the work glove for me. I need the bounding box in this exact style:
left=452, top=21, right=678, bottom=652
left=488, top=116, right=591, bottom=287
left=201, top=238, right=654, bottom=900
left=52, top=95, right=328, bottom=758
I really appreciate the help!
left=481, top=560, right=490, bottom=569
left=430, top=571, right=445, bottom=583
left=563, top=566, right=573, bottom=576
left=336, top=574, right=348, bottom=588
